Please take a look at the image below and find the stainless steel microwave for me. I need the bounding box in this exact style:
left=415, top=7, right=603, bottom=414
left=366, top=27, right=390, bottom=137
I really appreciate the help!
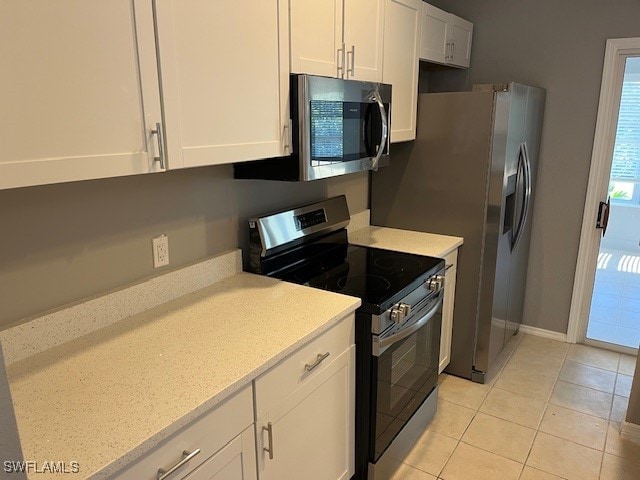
left=234, top=74, right=391, bottom=181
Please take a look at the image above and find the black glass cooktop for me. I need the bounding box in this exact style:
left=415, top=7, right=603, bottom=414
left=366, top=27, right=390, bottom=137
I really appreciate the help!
left=275, top=244, right=444, bottom=315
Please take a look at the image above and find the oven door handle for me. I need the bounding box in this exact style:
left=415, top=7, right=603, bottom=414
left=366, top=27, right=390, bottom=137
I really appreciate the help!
left=374, top=296, right=443, bottom=357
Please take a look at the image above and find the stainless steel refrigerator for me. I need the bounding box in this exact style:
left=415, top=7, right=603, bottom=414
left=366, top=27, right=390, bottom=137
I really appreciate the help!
left=371, top=83, right=545, bottom=383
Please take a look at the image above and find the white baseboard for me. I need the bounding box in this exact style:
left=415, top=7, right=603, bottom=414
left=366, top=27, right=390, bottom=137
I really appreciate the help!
left=518, top=324, right=568, bottom=343
left=621, top=421, right=640, bottom=444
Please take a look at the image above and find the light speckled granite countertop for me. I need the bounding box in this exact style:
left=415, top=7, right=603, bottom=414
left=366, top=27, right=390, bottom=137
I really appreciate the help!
left=6, top=273, right=360, bottom=479
left=349, top=225, right=463, bottom=258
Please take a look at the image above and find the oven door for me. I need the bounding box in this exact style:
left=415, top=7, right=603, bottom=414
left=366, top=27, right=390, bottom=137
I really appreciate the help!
left=297, top=74, right=391, bottom=181
left=370, top=291, right=442, bottom=463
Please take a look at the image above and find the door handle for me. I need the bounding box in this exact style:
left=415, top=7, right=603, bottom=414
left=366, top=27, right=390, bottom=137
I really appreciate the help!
left=596, top=197, right=611, bottom=237
left=151, top=122, right=166, bottom=170
left=511, top=142, right=532, bottom=250
left=263, top=422, right=274, bottom=460
left=346, top=45, right=355, bottom=77
left=371, top=89, right=388, bottom=171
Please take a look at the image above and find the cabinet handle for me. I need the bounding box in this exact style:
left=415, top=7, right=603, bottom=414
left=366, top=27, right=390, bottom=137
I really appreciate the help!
left=337, top=43, right=345, bottom=78
left=157, top=449, right=201, bottom=480
left=263, top=422, right=274, bottom=460
left=445, top=263, right=454, bottom=271
left=151, top=122, right=166, bottom=170
left=282, top=119, right=292, bottom=154
left=452, top=42, right=456, bottom=60
left=346, top=45, right=355, bottom=77
left=304, top=352, right=330, bottom=372
left=445, top=42, right=450, bottom=61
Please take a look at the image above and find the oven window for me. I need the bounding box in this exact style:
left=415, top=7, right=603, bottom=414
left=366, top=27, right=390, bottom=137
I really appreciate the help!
left=309, top=100, right=386, bottom=165
left=372, top=310, right=441, bottom=461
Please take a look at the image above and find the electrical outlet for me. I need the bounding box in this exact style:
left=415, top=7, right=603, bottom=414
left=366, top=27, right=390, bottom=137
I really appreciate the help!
left=152, top=234, right=170, bottom=268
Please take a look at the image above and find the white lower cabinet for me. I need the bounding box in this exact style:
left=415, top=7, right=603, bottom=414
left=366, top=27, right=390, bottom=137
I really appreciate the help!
left=439, top=249, right=459, bottom=374
left=112, top=385, right=254, bottom=480
left=184, top=426, right=256, bottom=480
left=254, top=315, right=355, bottom=480
left=114, top=315, right=355, bottom=480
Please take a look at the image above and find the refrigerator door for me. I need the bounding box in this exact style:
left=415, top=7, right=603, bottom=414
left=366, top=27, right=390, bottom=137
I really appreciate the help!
left=371, top=91, right=495, bottom=379
left=474, top=83, right=528, bottom=376
left=504, top=86, right=546, bottom=339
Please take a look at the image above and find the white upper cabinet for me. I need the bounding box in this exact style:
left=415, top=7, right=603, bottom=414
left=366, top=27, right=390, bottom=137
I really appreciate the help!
left=420, top=2, right=473, bottom=69
left=448, top=15, right=473, bottom=68
left=420, top=3, right=449, bottom=64
left=382, top=0, right=421, bottom=143
left=0, top=0, right=163, bottom=190
left=288, top=0, right=384, bottom=82
left=290, top=0, right=344, bottom=78
left=343, top=0, right=385, bottom=82
left=154, top=0, right=288, bottom=169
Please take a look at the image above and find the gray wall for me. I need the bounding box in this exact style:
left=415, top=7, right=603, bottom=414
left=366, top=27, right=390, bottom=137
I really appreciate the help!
left=0, top=166, right=368, bottom=329
left=423, top=0, right=640, bottom=333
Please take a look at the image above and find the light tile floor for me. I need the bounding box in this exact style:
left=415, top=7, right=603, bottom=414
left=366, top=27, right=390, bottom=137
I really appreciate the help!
left=389, top=334, right=639, bottom=480
left=588, top=249, right=640, bottom=348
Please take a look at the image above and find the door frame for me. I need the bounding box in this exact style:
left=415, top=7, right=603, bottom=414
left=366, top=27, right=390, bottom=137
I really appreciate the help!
left=567, top=37, right=640, bottom=351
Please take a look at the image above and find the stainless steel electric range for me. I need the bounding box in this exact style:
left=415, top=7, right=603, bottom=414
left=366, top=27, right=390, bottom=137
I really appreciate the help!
left=248, top=195, right=444, bottom=480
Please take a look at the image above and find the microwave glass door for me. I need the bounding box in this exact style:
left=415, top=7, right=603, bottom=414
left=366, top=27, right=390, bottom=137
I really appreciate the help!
left=309, top=100, right=387, bottom=165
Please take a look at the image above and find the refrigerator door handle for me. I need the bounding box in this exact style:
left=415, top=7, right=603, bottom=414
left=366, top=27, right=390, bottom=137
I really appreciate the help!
left=511, top=142, right=532, bottom=250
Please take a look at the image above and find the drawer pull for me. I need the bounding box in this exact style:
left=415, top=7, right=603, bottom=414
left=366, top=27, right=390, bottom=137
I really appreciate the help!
left=157, top=449, right=201, bottom=480
left=263, top=422, right=274, bottom=460
left=304, top=352, right=330, bottom=372
left=445, top=263, right=454, bottom=271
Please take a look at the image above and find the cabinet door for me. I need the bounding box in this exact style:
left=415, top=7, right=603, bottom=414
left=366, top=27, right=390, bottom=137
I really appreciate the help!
left=0, top=0, right=163, bottom=190
left=439, top=267, right=457, bottom=373
left=343, top=0, right=385, bottom=82
left=257, top=346, right=355, bottom=480
left=289, top=0, right=343, bottom=78
left=419, top=3, right=449, bottom=64
left=382, top=0, right=421, bottom=143
left=185, top=426, right=257, bottom=480
left=448, top=15, right=473, bottom=68
left=154, top=0, right=285, bottom=169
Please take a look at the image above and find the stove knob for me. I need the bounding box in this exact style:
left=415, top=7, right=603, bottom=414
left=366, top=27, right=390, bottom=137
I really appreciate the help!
left=427, top=275, right=445, bottom=292
left=390, top=307, right=404, bottom=324
left=399, top=303, right=412, bottom=317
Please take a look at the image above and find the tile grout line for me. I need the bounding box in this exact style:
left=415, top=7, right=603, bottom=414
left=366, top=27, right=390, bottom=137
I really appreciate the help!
left=517, top=340, right=569, bottom=479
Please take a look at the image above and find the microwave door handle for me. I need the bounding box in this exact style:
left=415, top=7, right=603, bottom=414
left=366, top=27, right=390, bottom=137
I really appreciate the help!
left=371, top=89, right=388, bottom=171
left=362, top=103, right=374, bottom=157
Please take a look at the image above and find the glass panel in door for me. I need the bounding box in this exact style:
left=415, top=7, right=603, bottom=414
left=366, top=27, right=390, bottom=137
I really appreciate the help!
left=586, top=56, right=640, bottom=350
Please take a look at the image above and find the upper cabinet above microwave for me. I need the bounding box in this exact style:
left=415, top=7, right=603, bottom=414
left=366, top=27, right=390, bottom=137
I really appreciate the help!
left=288, top=0, right=385, bottom=82
left=154, top=0, right=289, bottom=169
left=420, top=3, right=473, bottom=68
left=0, top=0, right=288, bottom=190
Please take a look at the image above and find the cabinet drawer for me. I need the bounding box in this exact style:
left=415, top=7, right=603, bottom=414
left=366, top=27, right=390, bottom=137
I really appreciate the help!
left=254, top=314, right=354, bottom=419
left=113, top=385, right=253, bottom=480
left=443, top=249, right=458, bottom=272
